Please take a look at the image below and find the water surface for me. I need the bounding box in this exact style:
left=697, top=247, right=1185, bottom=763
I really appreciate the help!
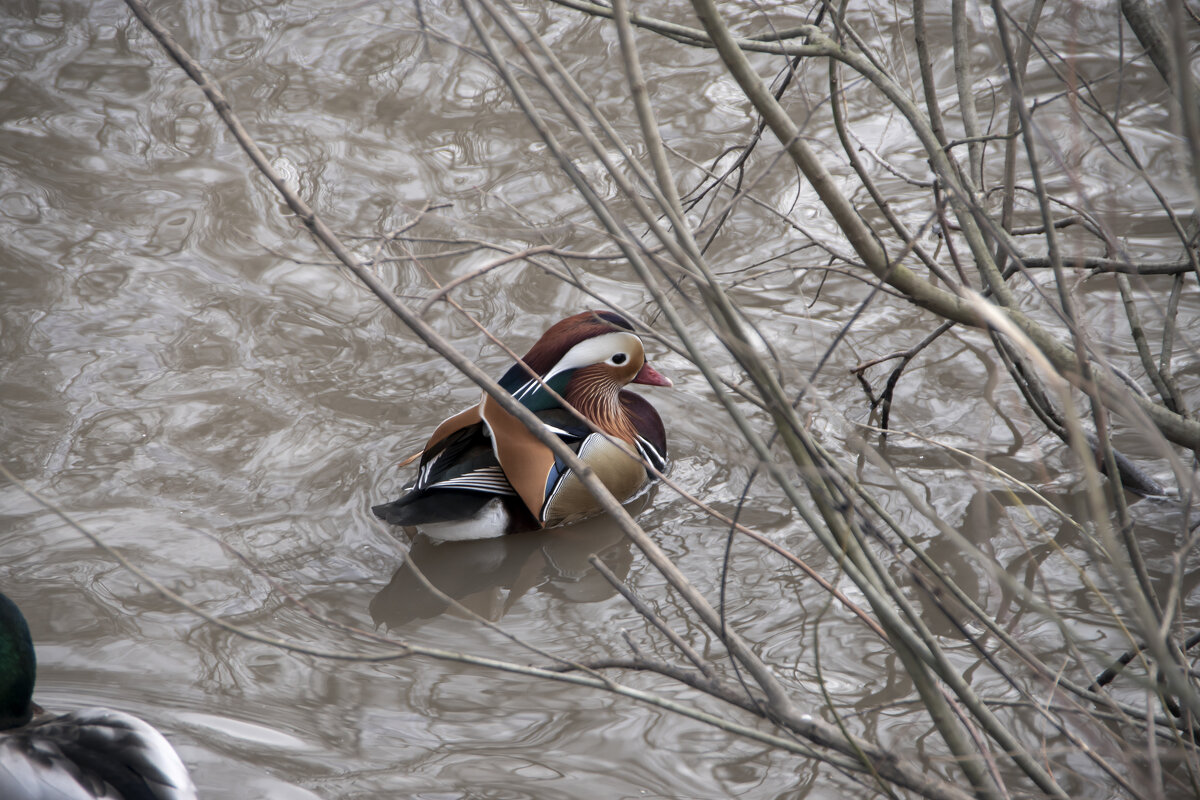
left=1, top=1, right=1195, bottom=798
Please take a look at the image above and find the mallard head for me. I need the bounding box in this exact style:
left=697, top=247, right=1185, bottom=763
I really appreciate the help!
left=0, top=592, right=36, bottom=731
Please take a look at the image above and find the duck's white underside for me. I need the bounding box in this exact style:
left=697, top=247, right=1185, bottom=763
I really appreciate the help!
left=417, top=497, right=511, bottom=541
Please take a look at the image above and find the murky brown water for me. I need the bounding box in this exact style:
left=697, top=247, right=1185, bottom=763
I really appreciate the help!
left=2, top=1, right=1196, bottom=798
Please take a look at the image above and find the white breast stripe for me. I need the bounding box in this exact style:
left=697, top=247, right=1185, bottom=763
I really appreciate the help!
left=636, top=436, right=666, bottom=471
left=540, top=434, right=603, bottom=521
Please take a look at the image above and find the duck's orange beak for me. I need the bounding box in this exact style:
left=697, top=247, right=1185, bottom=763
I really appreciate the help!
left=633, top=362, right=672, bottom=387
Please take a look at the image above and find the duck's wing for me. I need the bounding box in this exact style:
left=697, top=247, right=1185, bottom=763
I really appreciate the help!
left=0, top=708, right=196, bottom=800
left=414, top=418, right=516, bottom=496
left=372, top=418, right=520, bottom=526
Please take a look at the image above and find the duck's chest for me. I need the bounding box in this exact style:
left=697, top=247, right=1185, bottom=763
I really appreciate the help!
left=541, top=434, right=649, bottom=527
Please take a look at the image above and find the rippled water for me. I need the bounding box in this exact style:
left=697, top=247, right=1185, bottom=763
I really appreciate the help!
left=1, top=1, right=1195, bottom=798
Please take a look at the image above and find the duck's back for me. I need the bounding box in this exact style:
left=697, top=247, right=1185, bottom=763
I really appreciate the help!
left=0, top=707, right=197, bottom=800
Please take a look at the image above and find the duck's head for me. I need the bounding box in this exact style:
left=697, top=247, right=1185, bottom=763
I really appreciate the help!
left=500, top=310, right=671, bottom=403
left=494, top=310, right=671, bottom=446
left=0, top=592, right=36, bottom=730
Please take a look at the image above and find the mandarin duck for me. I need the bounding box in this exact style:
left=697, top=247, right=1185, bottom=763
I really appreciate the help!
left=0, top=591, right=198, bottom=800
left=372, top=310, right=670, bottom=541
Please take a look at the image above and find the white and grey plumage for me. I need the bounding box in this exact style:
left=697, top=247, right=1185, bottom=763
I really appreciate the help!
left=0, top=592, right=197, bottom=800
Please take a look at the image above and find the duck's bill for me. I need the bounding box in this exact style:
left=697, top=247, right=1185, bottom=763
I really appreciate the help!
left=633, top=362, right=672, bottom=387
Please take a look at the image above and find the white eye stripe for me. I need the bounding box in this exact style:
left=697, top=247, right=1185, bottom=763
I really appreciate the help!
left=543, top=332, right=643, bottom=381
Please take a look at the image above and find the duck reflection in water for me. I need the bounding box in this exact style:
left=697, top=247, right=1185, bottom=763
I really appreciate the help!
left=370, top=510, right=640, bottom=627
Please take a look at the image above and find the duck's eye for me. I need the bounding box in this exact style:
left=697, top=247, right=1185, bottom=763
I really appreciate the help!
left=611, top=352, right=628, bottom=365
